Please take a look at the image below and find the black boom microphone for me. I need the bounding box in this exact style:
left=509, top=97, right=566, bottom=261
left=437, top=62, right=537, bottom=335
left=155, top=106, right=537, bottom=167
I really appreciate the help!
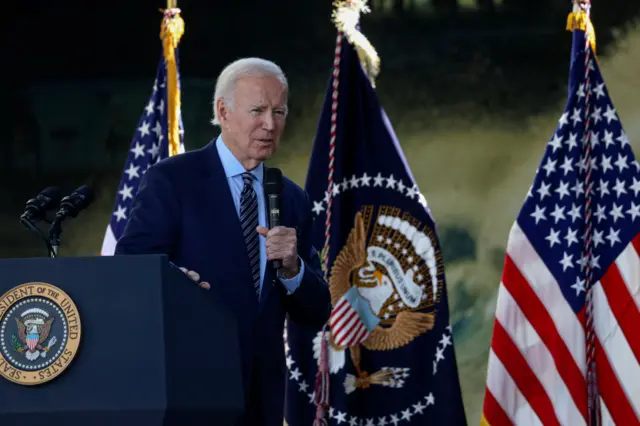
left=48, top=185, right=96, bottom=257
left=264, top=167, right=284, bottom=270
left=20, top=187, right=62, bottom=256
left=54, top=185, right=95, bottom=221
left=20, top=186, right=62, bottom=223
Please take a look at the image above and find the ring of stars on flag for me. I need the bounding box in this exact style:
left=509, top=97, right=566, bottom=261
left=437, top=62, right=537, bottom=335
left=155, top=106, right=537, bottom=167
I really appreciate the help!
left=311, top=173, right=429, bottom=217
left=283, top=324, right=456, bottom=426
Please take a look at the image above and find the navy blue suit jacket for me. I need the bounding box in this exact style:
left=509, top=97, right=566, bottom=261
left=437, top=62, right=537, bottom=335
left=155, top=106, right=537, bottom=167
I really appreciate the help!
left=115, top=140, right=331, bottom=426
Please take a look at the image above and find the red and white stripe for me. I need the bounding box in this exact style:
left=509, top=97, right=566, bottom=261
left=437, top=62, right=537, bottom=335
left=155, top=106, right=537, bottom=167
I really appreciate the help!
left=481, top=223, right=640, bottom=426
left=329, top=296, right=371, bottom=348
left=27, top=336, right=38, bottom=351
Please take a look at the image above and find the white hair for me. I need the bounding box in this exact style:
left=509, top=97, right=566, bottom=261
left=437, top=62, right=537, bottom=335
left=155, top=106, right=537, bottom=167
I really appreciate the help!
left=211, top=57, right=288, bottom=126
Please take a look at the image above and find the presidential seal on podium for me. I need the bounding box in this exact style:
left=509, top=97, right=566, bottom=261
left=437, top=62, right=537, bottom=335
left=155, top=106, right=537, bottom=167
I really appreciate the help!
left=0, top=282, right=82, bottom=385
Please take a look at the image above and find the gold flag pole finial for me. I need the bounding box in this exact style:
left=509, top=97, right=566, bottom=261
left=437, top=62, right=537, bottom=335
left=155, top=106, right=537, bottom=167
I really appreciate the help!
left=160, top=3, right=185, bottom=156
left=566, top=0, right=596, bottom=54
left=332, top=0, right=380, bottom=87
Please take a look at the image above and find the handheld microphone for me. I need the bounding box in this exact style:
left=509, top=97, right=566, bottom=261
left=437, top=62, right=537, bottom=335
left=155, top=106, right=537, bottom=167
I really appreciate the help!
left=48, top=185, right=96, bottom=257
left=20, top=187, right=61, bottom=222
left=264, top=167, right=284, bottom=270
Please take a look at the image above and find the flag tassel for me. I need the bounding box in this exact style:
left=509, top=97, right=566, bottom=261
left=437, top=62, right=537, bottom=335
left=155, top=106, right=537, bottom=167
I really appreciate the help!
left=313, top=326, right=330, bottom=426
left=332, top=0, right=380, bottom=87
left=566, top=0, right=596, bottom=54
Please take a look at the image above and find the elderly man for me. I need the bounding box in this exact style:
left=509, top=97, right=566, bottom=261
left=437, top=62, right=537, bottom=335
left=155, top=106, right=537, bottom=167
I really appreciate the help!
left=115, top=58, right=331, bottom=426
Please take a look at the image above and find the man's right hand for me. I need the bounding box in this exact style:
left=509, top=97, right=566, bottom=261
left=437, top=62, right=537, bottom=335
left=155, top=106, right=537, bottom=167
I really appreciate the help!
left=179, top=267, right=211, bottom=290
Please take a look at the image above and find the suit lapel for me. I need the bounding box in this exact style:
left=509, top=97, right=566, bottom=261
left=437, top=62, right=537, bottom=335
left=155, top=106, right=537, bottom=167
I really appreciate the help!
left=202, top=141, right=260, bottom=310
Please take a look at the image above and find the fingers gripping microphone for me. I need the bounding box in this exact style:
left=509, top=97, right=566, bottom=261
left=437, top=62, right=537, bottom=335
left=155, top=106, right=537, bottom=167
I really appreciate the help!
left=48, top=185, right=95, bottom=257
left=265, top=168, right=284, bottom=270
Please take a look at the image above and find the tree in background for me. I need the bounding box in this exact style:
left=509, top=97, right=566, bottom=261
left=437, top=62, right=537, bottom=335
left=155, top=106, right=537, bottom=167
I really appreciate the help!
left=476, top=0, right=495, bottom=13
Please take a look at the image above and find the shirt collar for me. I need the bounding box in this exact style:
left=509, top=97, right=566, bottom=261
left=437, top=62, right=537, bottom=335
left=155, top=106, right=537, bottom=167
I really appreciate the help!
left=216, top=136, right=264, bottom=183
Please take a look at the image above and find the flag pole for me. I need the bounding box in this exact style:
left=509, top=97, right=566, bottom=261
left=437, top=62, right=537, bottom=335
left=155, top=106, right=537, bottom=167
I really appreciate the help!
left=567, top=1, right=600, bottom=424
left=322, top=0, right=380, bottom=280
left=160, top=1, right=184, bottom=156
left=312, top=4, right=380, bottom=426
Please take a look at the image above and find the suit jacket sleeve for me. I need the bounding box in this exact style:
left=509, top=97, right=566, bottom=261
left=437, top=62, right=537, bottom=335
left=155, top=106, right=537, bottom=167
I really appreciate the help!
left=283, top=192, right=331, bottom=331
left=115, top=166, right=180, bottom=256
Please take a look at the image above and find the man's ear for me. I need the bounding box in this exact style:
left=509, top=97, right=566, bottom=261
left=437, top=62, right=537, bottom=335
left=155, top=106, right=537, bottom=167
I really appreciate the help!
left=216, top=98, right=229, bottom=126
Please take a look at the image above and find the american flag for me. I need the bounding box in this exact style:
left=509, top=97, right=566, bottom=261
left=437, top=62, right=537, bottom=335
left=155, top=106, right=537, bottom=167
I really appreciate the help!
left=101, top=11, right=185, bottom=255
left=481, top=11, right=640, bottom=426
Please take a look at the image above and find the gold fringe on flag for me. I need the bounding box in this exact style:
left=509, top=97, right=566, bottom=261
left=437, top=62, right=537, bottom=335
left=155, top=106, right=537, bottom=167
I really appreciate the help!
left=332, top=0, right=380, bottom=87
left=479, top=414, right=492, bottom=426
left=160, top=8, right=185, bottom=157
left=566, top=0, right=596, bottom=55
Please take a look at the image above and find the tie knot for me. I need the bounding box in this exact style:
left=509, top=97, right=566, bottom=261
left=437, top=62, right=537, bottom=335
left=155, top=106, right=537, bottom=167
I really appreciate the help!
left=241, top=172, right=253, bottom=186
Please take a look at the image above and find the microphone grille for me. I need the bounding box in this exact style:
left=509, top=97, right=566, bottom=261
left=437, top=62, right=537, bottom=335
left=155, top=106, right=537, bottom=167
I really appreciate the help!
left=264, top=167, right=283, bottom=195
left=75, top=185, right=95, bottom=207
left=40, top=187, right=62, bottom=205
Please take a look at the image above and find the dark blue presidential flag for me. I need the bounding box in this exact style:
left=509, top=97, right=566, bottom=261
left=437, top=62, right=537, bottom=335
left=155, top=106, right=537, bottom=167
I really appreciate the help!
left=284, top=30, right=467, bottom=426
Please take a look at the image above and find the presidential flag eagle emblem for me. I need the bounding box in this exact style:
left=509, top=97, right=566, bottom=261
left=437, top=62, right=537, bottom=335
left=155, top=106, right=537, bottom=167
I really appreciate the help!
left=313, top=205, right=443, bottom=393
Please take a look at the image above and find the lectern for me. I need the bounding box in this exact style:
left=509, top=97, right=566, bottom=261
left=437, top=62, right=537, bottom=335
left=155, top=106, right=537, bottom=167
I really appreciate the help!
left=0, top=254, right=244, bottom=426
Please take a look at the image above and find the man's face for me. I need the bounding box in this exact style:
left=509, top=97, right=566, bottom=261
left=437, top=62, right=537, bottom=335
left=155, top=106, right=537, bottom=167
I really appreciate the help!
left=218, top=75, right=288, bottom=167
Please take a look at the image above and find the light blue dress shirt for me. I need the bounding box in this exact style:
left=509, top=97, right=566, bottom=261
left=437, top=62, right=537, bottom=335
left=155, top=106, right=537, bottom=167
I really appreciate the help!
left=216, top=136, right=304, bottom=295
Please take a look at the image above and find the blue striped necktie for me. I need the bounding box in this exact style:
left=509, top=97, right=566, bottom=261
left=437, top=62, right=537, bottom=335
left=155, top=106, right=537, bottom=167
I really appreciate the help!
left=239, top=172, right=260, bottom=296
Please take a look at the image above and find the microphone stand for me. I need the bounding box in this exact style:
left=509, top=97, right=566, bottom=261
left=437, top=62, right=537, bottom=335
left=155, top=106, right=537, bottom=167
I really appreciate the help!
left=20, top=215, right=56, bottom=258
left=42, top=185, right=95, bottom=258
left=48, top=217, right=65, bottom=259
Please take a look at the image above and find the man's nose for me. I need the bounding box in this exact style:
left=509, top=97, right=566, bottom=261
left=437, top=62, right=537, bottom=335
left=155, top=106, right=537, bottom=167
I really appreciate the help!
left=262, top=111, right=275, bottom=130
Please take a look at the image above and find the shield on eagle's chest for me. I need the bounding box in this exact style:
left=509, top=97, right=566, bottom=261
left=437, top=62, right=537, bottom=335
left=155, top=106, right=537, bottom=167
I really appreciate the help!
left=26, top=333, right=39, bottom=351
